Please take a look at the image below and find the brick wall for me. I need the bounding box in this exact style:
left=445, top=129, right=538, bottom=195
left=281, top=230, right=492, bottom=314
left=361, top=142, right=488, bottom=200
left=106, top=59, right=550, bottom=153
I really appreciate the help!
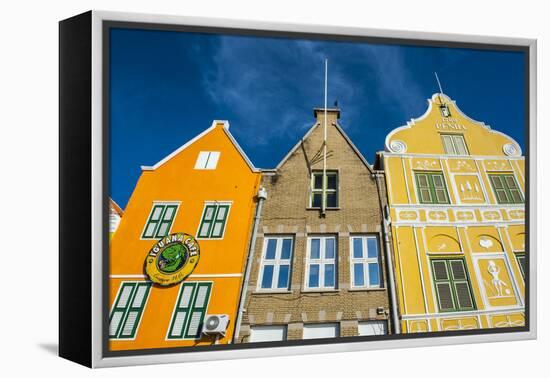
left=237, top=109, right=392, bottom=342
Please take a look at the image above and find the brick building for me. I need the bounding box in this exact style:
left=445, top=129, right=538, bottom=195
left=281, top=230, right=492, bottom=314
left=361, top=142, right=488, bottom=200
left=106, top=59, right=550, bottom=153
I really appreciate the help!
left=235, top=108, right=396, bottom=343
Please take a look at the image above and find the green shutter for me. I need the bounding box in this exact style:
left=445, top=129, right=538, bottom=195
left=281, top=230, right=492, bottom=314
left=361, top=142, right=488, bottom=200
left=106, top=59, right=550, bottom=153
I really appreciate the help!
left=516, top=254, right=526, bottom=279
left=168, top=282, right=212, bottom=339
left=489, top=174, right=523, bottom=204
left=109, top=282, right=152, bottom=339
left=198, top=204, right=231, bottom=238
left=415, top=172, right=449, bottom=204
left=142, top=204, right=179, bottom=239
left=431, top=259, right=475, bottom=312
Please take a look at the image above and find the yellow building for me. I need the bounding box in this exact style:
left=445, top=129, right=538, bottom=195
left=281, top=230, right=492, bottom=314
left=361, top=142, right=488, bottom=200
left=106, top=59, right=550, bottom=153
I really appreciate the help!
left=379, top=93, right=525, bottom=333
left=109, top=120, right=261, bottom=351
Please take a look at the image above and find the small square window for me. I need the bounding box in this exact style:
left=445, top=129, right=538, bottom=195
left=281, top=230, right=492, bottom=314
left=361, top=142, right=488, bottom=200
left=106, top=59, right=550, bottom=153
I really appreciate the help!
left=439, top=104, right=451, bottom=117
left=194, top=151, right=220, bottom=170
left=310, top=171, right=338, bottom=208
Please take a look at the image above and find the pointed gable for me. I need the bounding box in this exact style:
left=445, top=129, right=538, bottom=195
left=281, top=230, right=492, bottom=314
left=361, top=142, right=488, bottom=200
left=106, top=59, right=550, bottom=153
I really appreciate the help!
left=385, top=93, right=522, bottom=157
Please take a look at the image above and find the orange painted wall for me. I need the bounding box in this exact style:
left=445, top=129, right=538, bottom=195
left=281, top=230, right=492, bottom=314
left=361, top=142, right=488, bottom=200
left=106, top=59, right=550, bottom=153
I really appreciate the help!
left=109, top=122, right=260, bottom=351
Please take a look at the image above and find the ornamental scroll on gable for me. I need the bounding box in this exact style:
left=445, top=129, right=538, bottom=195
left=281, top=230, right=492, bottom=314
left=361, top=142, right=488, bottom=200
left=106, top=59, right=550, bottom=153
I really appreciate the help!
left=384, top=93, right=522, bottom=157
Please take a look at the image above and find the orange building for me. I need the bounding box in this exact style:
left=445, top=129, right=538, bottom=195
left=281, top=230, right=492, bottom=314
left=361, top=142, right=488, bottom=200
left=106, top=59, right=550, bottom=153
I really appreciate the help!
left=109, top=120, right=261, bottom=351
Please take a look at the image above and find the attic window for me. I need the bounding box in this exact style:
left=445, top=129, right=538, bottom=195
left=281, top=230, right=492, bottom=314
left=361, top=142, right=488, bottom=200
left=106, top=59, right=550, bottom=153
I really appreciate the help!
left=194, top=151, right=220, bottom=170
left=439, top=104, right=451, bottom=117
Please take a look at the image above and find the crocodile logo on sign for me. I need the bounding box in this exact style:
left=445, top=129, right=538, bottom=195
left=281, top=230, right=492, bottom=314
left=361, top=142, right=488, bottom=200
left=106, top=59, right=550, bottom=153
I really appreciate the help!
left=145, top=233, right=200, bottom=286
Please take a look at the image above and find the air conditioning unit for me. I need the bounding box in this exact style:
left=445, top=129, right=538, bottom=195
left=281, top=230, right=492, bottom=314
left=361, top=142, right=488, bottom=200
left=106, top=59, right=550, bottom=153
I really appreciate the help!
left=202, top=314, right=230, bottom=336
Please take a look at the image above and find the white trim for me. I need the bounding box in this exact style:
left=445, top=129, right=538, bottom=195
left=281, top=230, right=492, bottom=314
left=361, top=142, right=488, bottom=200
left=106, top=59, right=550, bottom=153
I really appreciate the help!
left=385, top=93, right=523, bottom=157
left=471, top=252, right=522, bottom=310
left=393, top=227, right=408, bottom=315
left=256, top=236, right=294, bottom=291
left=402, top=307, right=524, bottom=320
left=110, top=274, right=242, bottom=279
left=382, top=152, right=525, bottom=161
left=349, top=235, right=382, bottom=289
left=141, top=120, right=259, bottom=172
left=412, top=227, right=430, bottom=316
left=304, top=235, right=337, bottom=290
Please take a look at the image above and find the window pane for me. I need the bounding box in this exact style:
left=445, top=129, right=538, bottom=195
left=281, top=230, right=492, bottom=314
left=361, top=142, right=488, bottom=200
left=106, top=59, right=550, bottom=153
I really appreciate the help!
left=510, top=189, right=523, bottom=203
left=156, top=222, right=170, bottom=237
left=324, top=264, right=335, bottom=287
left=261, top=265, right=274, bottom=289
left=312, top=193, right=322, bottom=208
left=143, top=222, right=158, bottom=238
left=326, top=192, right=338, bottom=207
left=198, top=221, right=211, bottom=237
left=116, top=284, right=134, bottom=308
left=163, top=206, right=175, bottom=220
left=327, top=174, right=337, bottom=190
left=353, top=238, right=363, bottom=258
left=150, top=206, right=164, bottom=221
left=442, top=135, right=455, bottom=155
left=417, top=174, right=429, bottom=187
left=436, top=283, right=455, bottom=311
left=310, top=239, right=320, bottom=259
left=265, top=239, right=277, bottom=259
left=203, top=206, right=215, bottom=220
left=491, top=176, right=503, bottom=189
left=454, top=282, right=473, bottom=309
left=435, top=189, right=448, bottom=203
left=450, top=260, right=466, bottom=280
left=211, top=222, right=223, bottom=237
left=313, top=174, right=323, bottom=189
left=505, top=176, right=518, bottom=189
left=325, top=238, right=335, bottom=259
left=432, top=261, right=449, bottom=281
left=353, top=263, right=365, bottom=286
left=420, top=188, right=432, bottom=203
left=453, top=135, right=468, bottom=155
left=432, top=174, right=444, bottom=188
left=368, top=263, right=380, bottom=286
left=109, top=311, right=124, bottom=337
left=216, top=206, right=227, bottom=220
left=308, top=264, right=320, bottom=288
left=281, top=239, right=292, bottom=259
left=277, top=265, right=290, bottom=289
left=367, top=238, right=378, bottom=258
left=496, top=189, right=509, bottom=203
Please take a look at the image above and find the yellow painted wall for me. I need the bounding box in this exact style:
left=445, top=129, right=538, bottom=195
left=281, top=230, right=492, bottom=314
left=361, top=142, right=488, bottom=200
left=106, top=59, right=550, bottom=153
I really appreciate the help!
left=384, top=93, right=525, bottom=333
left=109, top=122, right=260, bottom=350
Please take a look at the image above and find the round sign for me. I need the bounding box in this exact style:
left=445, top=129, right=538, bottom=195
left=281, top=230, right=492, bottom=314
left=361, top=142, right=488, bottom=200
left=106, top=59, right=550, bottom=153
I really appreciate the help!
left=145, top=232, right=200, bottom=286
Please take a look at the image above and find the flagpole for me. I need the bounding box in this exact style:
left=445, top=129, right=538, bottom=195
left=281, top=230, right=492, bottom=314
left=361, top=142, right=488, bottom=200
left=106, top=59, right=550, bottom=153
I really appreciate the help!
left=322, top=58, right=328, bottom=216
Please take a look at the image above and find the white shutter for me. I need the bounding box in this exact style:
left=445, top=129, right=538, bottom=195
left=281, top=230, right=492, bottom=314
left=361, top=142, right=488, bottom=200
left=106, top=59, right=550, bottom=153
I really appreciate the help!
left=205, top=151, right=220, bottom=169
left=250, top=326, right=286, bottom=342
left=303, top=323, right=339, bottom=339
left=358, top=321, right=387, bottom=336
left=194, top=152, right=210, bottom=169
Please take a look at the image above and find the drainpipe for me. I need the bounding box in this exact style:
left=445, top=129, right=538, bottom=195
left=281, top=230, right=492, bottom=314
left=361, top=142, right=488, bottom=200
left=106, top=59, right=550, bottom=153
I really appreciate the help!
left=373, top=172, right=401, bottom=334
left=233, top=186, right=268, bottom=343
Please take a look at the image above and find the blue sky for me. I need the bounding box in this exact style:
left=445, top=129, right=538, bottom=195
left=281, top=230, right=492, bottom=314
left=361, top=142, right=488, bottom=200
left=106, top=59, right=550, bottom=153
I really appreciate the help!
left=110, top=28, right=526, bottom=208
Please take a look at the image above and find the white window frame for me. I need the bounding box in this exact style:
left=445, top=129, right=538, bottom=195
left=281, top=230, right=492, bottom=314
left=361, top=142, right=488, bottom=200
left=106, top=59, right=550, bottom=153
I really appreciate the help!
left=194, top=151, right=221, bottom=170
left=302, top=323, right=340, bottom=339
left=249, top=325, right=287, bottom=342
left=257, top=236, right=294, bottom=291
left=349, top=235, right=382, bottom=289
left=305, top=236, right=337, bottom=290
left=358, top=320, right=388, bottom=336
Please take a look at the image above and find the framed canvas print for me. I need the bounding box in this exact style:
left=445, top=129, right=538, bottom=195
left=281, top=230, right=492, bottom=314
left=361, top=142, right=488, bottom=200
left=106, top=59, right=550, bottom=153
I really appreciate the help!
left=59, top=10, right=537, bottom=368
